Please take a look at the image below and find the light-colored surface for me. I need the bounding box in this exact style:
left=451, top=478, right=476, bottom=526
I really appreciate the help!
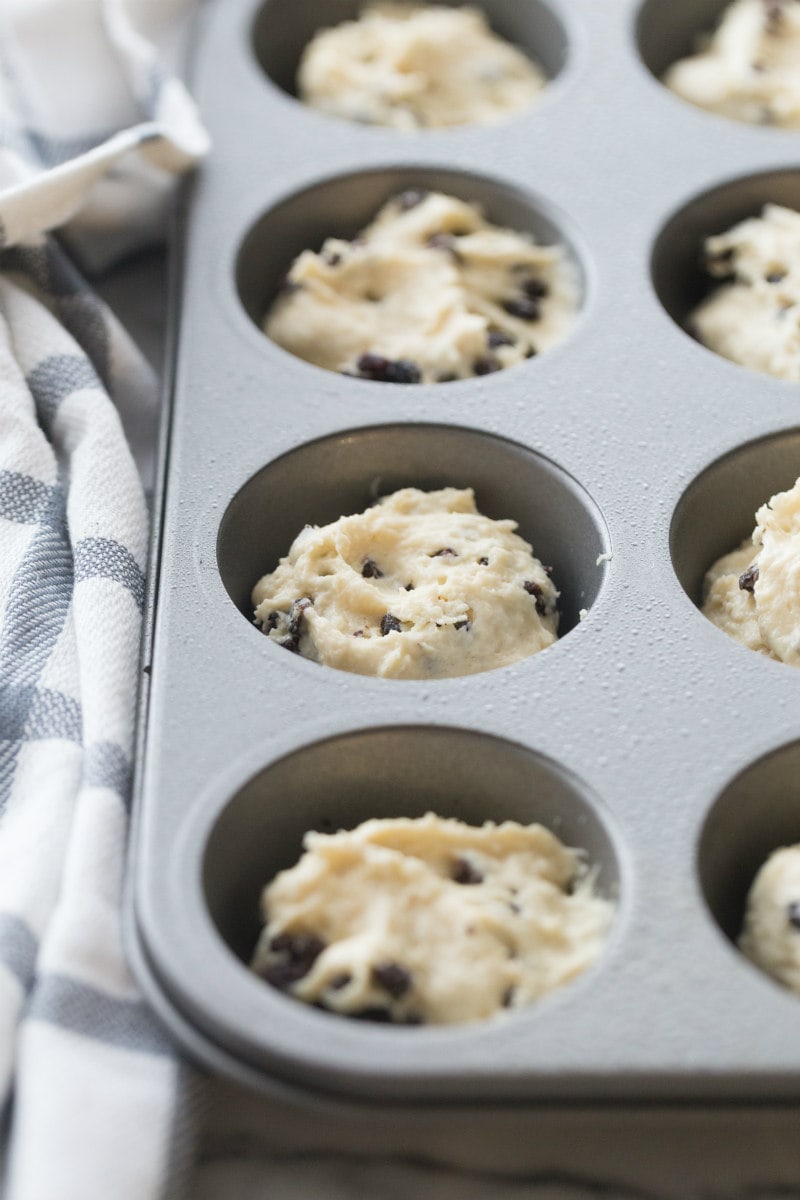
left=194, top=1078, right=800, bottom=1199
left=252, top=486, right=558, bottom=679
left=298, top=3, right=546, bottom=130
left=689, top=203, right=800, bottom=381
left=702, top=474, right=800, bottom=664
left=263, top=190, right=578, bottom=382
left=251, top=814, right=613, bottom=1025
left=664, top=0, right=800, bottom=127
left=740, top=844, right=800, bottom=993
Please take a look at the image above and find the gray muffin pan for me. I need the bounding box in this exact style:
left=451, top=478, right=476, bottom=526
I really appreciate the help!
left=128, top=0, right=800, bottom=1119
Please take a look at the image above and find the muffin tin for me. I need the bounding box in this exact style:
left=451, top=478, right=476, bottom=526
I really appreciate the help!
left=128, top=0, right=800, bottom=1136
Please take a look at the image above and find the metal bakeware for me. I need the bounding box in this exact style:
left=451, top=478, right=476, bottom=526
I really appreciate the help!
left=128, top=0, right=800, bottom=1128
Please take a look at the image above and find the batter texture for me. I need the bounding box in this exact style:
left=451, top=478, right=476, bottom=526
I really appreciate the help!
left=252, top=486, right=558, bottom=679
left=251, top=813, right=614, bottom=1025
left=298, top=3, right=547, bottom=131
left=264, top=189, right=578, bottom=383
left=702, top=475, right=800, bottom=665
left=740, top=844, right=800, bottom=994
left=664, top=0, right=800, bottom=127
left=688, top=204, right=800, bottom=381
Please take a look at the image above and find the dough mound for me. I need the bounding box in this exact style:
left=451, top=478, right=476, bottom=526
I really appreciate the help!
left=298, top=3, right=546, bottom=130
left=701, top=475, right=800, bottom=665
left=688, top=204, right=800, bottom=381
left=664, top=0, right=800, bottom=128
left=251, top=813, right=614, bottom=1025
left=740, top=844, right=800, bottom=995
left=252, top=486, right=559, bottom=679
left=264, top=190, right=578, bottom=382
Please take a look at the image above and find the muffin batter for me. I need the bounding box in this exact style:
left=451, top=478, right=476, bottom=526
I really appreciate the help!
left=264, top=189, right=578, bottom=382
left=702, top=474, right=800, bottom=665
left=740, top=844, right=800, bottom=995
left=664, top=0, right=800, bottom=127
left=251, top=813, right=614, bottom=1025
left=688, top=204, right=800, bottom=381
left=252, top=486, right=559, bottom=679
left=297, top=4, right=547, bottom=131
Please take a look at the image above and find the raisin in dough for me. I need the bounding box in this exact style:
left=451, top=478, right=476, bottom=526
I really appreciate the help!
left=740, top=844, right=800, bottom=994
left=702, top=475, right=800, bottom=664
left=688, top=204, right=800, bottom=381
left=664, top=0, right=800, bottom=127
left=252, top=487, right=558, bottom=679
left=298, top=3, right=546, bottom=131
left=263, top=190, right=578, bottom=383
left=251, top=814, right=614, bottom=1025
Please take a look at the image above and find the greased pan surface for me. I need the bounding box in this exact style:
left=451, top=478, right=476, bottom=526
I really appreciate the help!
left=129, top=0, right=800, bottom=1104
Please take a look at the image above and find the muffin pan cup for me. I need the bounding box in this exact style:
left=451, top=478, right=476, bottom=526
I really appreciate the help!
left=129, top=0, right=800, bottom=1125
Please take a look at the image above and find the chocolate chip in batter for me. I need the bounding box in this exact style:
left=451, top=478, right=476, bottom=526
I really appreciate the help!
left=503, top=296, right=541, bottom=321
left=787, top=902, right=800, bottom=930
left=356, top=353, right=421, bottom=384
left=765, top=269, right=787, bottom=283
left=478, top=556, right=489, bottom=566
left=524, top=580, right=548, bottom=616
left=521, top=277, right=549, bottom=300
left=280, top=597, right=313, bottom=652
left=473, top=355, right=502, bottom=376
left=353, top=1006, right=392, bottom=1022
left=738, top=564, right=759, bottom=593
left=404, top=583, right=415, bottom=591
left=328, top=972, right=353, bottom=991
left=269, top=931, right=326, bottom=961
left=265, top=611, right=280, bottom=632
left=454, top=618, right=471, bottom=631
left=431, top=547, right=456, bottom=557
left=372, top=962, right=413, bottom=998
left=361, top=558, right=384, bottom=579
left=380, top=613, right=402, bottom=635
left=396, top=189, right=428, bottom=211
left=487, top=328, right=516, bottom=349
left=262, top=961, right=311, bottom=990
left=262, top=932, right=326, bottom=989
left=452, top=856, right=484, bottom=885
left=322, top=249, right=342, bottom=267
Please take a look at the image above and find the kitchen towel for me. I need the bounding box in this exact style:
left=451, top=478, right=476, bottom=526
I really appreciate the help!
left=0, top=2, right=207, bottom=1197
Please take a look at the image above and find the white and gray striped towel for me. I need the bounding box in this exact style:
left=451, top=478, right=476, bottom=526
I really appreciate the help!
left=0, top=1, right=207, bottom=1197
left=1, top=3, right=799, bottom=1199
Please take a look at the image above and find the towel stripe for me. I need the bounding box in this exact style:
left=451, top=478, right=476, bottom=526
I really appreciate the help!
left=27, top=974, right=173, bottom=1057
left=0, top=914, right=37, bottom=993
